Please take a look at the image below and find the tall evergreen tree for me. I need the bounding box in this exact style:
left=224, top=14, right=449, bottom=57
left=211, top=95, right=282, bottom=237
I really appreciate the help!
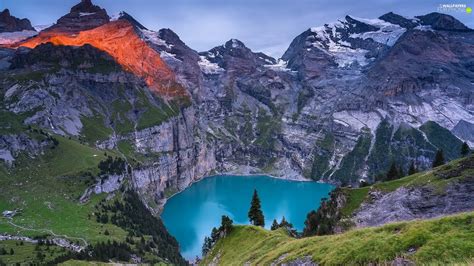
left=219, top=215, right=233, bottom=235
left=386, top=162, right=399, bottom=181
left=432, top=149, right=445, bottom=167
left=248, top=189, right=265, bottom=227
left=210, top=227, right=219, bottom=243
left=398, top=165, right=404, bottom=178
left=201, top=236, right=212, bottom=256
left=270, top=219, right=279, bottom=230
left=461, top=142, right=470, bottom=157
left=408, top=161, right=417, bottom=176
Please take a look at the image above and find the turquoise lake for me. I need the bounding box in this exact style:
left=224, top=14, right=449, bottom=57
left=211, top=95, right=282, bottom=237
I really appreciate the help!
left=161, top=175, right=334, bottom=259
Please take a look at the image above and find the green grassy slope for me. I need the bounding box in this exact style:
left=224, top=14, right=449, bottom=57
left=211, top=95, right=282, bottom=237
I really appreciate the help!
left=0, top=136, right=126, bottom=243
left=0, top=132, right=184, bottom=264
left=202, top=212, right=474, bottom=265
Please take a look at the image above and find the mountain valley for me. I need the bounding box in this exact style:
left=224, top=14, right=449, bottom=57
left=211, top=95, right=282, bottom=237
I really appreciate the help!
left=0, top=0, right=473, bottom=264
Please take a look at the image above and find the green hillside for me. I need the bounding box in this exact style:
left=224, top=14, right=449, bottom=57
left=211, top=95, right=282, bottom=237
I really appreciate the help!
left=202, top=212, right=474, bottom=265
left=0, top=132, right=184, bottom=265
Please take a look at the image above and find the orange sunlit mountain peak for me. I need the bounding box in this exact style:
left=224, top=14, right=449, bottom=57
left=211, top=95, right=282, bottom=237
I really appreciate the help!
left=10, top=0, right=188, bottom=99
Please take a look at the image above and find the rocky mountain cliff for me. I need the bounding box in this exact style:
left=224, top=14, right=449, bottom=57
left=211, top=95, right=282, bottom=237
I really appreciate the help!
left=0, top=9, right=35, bottom=32
left=0, top=9, right=37, bottom=45
left=0, top=1, right=473, bottom=212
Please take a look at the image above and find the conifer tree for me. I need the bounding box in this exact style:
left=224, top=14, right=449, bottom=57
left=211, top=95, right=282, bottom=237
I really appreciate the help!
left=210, top=227, right=219, bottom=243
left=270, top=219, right=279, bottom=230
left=202, top=236, right=212, bottom=256
left=408, top=161, right=417, bottom=175
left=398, top=165, right=404, bottom=178
left=220, top=215, right=233, bottom=235
left=303, top=210, right=318, bottom=237
left=386, top=162, right=399, bottom=181
left=461, top=142, right=470, bottom=157
left=248, top=189, right=265, bottom=227
left=432, top=149, right=445, bottom=167
left=279, top=216, right=293, bottom=229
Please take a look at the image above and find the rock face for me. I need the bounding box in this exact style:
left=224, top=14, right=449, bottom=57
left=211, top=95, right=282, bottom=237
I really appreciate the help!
left=44, top=0, right=109, bottom=34
left=0, top=132, right=53, bottom=166
left=355, top=180, right=474, bottom=227
left=0, top=9, right=35, bottom=32
left=17, top=19, right=187, bottom=98
left=128, top=107, right=217, bottom=210
left=1, top=0, right=473, bottom=211
left=354, top=157, right=474, bottom=227
left=452, top=120, right=474, bottom=146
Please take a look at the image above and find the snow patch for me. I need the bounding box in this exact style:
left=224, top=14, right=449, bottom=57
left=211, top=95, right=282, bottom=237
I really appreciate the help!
left=308, top=16, right=408, bottom=67
left=34, top=24, right=53, bottom=32
left=310, top=23, right=371, bottom=67
left=264, top=59, right=293, bottom=72
left=139, top=28, right=172, bottom=49
left=79, top=12, right=96, bottom=17
left=414, top=25, right=434, bottom=32
left=231, top=39, right=241, bottom=48
left=0, top=30, right=37, bottom=45
left=349, top=18, right=406, bottom=46
left=198, top=56, right=224, bottom=74
left=160, top=51, right=180, bottom=61
left=110, top=12, right=125, bottom=21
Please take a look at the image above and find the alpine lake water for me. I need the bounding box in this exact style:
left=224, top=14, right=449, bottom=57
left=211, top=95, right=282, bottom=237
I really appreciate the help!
left=161, top=175, right=334, bottom=259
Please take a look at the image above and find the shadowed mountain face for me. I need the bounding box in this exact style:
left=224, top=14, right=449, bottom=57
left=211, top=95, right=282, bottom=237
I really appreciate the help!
left=0, top=0, right=473, bottom=211
left=0, top=9, right=35, bottom=32
left=45, top=0, right=110, bottom=34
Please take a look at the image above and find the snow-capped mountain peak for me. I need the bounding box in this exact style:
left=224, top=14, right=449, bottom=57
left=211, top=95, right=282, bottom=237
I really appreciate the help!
left=306, top=15, right=407, bottom=68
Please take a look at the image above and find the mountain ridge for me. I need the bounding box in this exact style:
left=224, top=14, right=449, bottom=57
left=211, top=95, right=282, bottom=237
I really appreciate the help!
left=0, top=1, right=473, bottom=264
left=1, top=1, right=472, bottom=187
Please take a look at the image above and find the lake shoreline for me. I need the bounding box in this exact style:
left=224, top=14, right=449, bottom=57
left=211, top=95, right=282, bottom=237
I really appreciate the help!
left=161, top=174, right=335, bottom=259
left=160, top=170, right=327, bottom=210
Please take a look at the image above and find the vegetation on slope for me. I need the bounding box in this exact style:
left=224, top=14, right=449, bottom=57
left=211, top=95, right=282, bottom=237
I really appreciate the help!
left=0, top=130, right=185, bottom=264
left=202, top=212, right=474, bottom=265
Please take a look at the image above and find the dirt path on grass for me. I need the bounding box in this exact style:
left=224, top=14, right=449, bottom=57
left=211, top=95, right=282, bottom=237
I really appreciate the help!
left=4, top=218, right=88, bottom=251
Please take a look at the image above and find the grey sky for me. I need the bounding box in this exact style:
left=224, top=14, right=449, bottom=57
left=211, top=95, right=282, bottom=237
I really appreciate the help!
left=2, top=0, right=473, bottom=58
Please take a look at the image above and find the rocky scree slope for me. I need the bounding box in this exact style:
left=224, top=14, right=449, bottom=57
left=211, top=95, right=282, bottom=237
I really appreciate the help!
left=0, top=1, right=473, bottom=212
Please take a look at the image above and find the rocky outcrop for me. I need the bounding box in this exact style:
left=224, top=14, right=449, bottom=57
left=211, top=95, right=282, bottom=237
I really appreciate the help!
left=452, top=120, right=474, bottom=147
left=353, top=157, right=474, bottom=227
left=80, top=174, right=125, bottom=203
left=416, top=12, right=472, bottom=31
left=0, top=134, right=51, bottom=165
left=44, top=0, right=109, bottom=34
left=0, top=9, right=35, bottom=32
